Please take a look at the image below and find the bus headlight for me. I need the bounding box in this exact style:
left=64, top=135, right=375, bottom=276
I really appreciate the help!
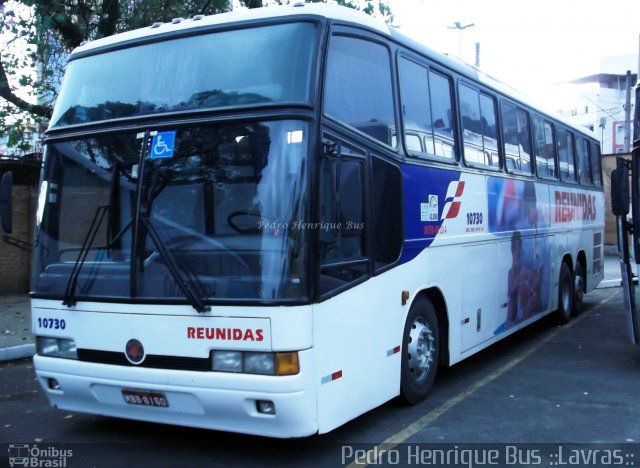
left=36, top=337, right=78, bottom=359
left=244, top=352, right=274, bottom=375
left=211, top=351, right=242, bottom=373
left=210, top=351, right=299, bottom=375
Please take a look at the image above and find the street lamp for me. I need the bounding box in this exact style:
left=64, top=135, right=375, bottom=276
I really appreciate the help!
left=447, top=21, right=475, bottom=58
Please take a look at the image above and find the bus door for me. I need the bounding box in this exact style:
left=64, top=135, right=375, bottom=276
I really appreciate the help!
left=611, top=155, right=640, bottom=345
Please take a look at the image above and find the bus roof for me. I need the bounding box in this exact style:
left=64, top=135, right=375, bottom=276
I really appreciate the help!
left=72, top=3, right=595, bottom=140
left=71, top=3, right=391, bottom=57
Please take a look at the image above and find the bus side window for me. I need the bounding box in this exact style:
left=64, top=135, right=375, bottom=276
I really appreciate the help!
left=371, top=156, right=402, bottom=271
left=576, top=137, right=592, bottom=185
left=501, top=102, right=520, bottom=172
left=590, top=142, right=603, bottom=187
left=557, top=127, right=576, bottom=182
left=429, top=71, right=457, bottom=159
left=398, top=58, right=457, bottom=160
left=324, top=35, right=395, bottom=147
left=398, top=57, right=434, bottom=157
left=502, top=102, right=532, bottom=174
left=533, top=116, right=557, bottom=179
left=460, top=84, right=499, bottom=169
left=319, top=149, right=368, bottom=295
left=516, top=108, right=533, bottom=174
left=479, top=93, right=499, bottom=167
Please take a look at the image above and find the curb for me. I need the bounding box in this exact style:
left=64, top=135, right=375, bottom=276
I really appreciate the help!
left=596, top=279, right=622, bottom=289
left=0, top=343, right=35, bottom=362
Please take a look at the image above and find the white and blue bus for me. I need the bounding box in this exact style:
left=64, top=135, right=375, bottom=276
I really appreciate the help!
left=3, top=4, right=604, bottom=437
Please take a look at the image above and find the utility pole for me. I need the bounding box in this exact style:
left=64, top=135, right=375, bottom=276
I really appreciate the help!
left=624, top=70, right=632, bottom=153
left=447, top=22, right=475, bottom=58
left=475, top=42, right=480, bottom=67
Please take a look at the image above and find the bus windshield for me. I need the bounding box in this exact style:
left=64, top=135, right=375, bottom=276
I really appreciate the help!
left=33, top=120, right=310, bottom=304
left=49, top=22, right=318, bottom=128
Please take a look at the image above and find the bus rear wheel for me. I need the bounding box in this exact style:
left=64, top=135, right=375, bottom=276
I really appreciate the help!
left=573, top=260, right=585, bottom=316
left=555, top=262, right=574, bottom=325
left=400, top=297, right=439, bottom=404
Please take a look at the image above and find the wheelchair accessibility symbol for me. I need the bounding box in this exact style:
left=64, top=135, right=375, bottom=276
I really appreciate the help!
left=150, top=131, right=176, bottom=159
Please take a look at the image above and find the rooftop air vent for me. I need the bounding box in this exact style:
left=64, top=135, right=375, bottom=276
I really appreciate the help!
left=192, top=14, right=204, bottom=21
left=171, top=17, right=184, bottom=24
left=150, top=22, right=162, bottom=28
left=293, top=1, right=305, bottom=6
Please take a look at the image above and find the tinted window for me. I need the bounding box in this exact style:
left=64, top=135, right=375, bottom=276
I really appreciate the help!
left=319, top=154, right=368, bottom=295
left=533, top=116, right=557, bottom=179
left=502, top=103, right=533, bottom=174
left=430, top=72, right=456, bottom=159
left=460, top=84, right=499, bottom=168
left=51, top=23, right=318, bottom=127
left=325, top=36, right=395, bottom=145
left=557, top=128, right=576, bottom=182
left=34, top=121, right=311, bottom=302
left=516, top=109, right=533, bottom=173
left=398, top=57, right=457, bottom=160
left=591, top=142, right=603, bottom=187
left=576, top=137, right=592, bottom=185
left=372, top=157, right=402, bottom=269
left=399, top=58, right=433, bottom=156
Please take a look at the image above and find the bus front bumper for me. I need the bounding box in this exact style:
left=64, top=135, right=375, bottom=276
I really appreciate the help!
left=33, top=349, right=318, bottom=438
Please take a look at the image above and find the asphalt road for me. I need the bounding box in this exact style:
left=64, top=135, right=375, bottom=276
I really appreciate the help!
left=1, top=286, right=639, bottom=467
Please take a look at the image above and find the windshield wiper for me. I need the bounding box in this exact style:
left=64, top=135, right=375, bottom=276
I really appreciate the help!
left=62, top=205, right=108, bottom=307
left=62, top=210, right=133, bottom=307
left=130, top=132, right=210, bottom=313
left=141, top=217, right=210, bottom=313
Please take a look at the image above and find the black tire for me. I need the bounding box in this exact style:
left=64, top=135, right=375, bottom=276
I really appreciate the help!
left=555, top=262, right=574, bottom=325
left=399, top=297, right=439, bottom=404
left=572, top=259, right=585, bottom=316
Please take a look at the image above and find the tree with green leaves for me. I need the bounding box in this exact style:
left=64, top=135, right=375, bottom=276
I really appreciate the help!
left=0, top=0, right=393, bottom=155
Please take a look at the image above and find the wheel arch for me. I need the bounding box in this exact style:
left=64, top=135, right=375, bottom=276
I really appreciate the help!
left=576, top=250, right=587, bottom=291
left=562, top=253, right=574, bottom=271
left=413, top=287, right=450, bottom=367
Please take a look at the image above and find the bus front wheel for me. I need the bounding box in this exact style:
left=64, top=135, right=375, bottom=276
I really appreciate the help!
left=400, top=297, right=439, bottom=404
left=555, top=262, right=574, bottom=325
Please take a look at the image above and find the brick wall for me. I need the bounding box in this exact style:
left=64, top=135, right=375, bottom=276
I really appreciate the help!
left=0, top=184, right=36, bottom=294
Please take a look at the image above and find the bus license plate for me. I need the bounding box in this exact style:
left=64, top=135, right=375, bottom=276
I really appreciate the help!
left=122, top=389, right=169, bottom=408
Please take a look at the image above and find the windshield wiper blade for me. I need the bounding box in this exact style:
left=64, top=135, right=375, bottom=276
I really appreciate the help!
left=142, top=217, right=210, bottom=313
left=62, top=205, right=108, bottom=307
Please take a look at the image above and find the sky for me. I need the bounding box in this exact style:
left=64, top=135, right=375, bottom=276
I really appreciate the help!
left=3, top=0, right=639, bottom=114
left=388, top=0, right=640, bottom=111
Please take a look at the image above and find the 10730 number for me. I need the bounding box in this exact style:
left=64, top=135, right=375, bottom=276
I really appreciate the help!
left=466, top=212, right=483, bottom=225
left=37, top=318, right=66, bottom=330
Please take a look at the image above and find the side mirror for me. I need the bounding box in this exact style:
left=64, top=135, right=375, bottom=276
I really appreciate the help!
left=0, top=171, right=13, bottom=234
left=611, top=164, right=629, bottom=216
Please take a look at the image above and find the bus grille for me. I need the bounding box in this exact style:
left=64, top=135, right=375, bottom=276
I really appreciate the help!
left=77, top=349, right=210, bottom=371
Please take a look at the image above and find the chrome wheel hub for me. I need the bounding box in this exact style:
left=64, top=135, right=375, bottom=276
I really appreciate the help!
left=407, top=319, right=435, bottom=382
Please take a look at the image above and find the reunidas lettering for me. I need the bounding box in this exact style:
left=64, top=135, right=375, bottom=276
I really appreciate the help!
left=554, top=191, right=597, bottom=222
left=187, top=327, right=264, bottom=342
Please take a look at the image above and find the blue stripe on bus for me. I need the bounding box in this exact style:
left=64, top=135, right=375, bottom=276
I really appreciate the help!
left=400, top=164, right=462, bottom=264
